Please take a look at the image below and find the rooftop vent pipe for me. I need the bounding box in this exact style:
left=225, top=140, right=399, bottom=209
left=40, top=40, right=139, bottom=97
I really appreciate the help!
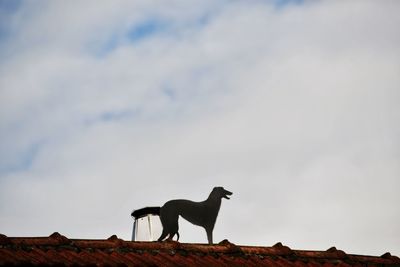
left=131, top=207, right=161, bottom=241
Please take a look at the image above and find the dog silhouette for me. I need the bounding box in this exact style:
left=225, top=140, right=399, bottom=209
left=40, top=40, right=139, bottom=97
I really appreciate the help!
left=158, top=186, right=232, bottom=244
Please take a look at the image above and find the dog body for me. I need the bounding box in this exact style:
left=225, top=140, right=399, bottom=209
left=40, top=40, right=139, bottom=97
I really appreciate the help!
left=158, top=187, right=232, bottom=244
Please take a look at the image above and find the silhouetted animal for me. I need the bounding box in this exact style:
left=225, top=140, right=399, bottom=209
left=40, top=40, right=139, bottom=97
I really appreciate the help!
left=158, top=186, right=232, bottom=244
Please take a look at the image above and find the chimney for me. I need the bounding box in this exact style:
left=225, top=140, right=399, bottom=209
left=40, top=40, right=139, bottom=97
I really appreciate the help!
left=131, top=207, right=161, bottom=241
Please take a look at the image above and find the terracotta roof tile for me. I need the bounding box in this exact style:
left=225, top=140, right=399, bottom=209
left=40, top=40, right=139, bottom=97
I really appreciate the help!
left=1, top=232, right=399, bottom=266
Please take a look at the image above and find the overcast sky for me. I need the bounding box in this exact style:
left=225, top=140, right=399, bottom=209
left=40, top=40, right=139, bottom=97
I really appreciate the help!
left=1, top=0, right=399, bottom=256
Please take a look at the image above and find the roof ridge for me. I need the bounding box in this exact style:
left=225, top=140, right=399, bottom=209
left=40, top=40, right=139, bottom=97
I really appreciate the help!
left=1, top=233, right=399, bottom=266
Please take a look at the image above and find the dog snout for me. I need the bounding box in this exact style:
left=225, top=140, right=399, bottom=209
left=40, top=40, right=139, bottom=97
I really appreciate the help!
left=223, top=189, right=233, bottom=199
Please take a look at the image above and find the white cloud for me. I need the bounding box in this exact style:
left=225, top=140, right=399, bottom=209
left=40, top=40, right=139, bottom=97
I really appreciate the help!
left=1, top=0, right=399, bottom=256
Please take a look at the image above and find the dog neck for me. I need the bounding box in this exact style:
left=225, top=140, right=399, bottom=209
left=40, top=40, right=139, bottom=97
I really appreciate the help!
left=206, top=191, right=222, bottom=208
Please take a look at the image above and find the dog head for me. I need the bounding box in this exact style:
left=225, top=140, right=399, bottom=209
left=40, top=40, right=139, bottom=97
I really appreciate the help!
left=212, top=186, right=233, bottom=200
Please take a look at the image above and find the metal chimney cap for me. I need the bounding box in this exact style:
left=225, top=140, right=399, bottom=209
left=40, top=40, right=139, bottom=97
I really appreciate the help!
left=131, top=207, right=160, bottom=219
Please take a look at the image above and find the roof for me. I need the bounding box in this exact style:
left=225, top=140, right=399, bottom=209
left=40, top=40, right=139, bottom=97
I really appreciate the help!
left=1, top=232, right=399, bottom=267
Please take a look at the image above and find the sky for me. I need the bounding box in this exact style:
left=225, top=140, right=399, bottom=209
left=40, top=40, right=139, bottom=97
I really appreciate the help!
left=0, top=0, right=399, bottom=256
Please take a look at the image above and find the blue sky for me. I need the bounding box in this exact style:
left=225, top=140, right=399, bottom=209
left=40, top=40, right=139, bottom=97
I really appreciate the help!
left=0, top=0, right=20, bottom=42
left=0, top=0, right=399, bottom=256
left=128, top=19, right=166, bottom=42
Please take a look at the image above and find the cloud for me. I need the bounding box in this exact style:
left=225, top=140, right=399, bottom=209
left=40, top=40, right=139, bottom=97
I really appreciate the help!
left=0, top=0, right=399, bottom=256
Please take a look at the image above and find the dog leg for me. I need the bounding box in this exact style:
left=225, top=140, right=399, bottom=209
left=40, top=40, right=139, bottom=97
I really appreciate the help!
left=165, top=220, right=179, bottom=242
left=158, top=229, right=169, bottom=242
left=159, top=205, right=179, bottom=242
left=167, top=231, right=180, bottom=241
left=205, top=227, right=213, bottom=245
left=169, top=231, right=180, bottom=241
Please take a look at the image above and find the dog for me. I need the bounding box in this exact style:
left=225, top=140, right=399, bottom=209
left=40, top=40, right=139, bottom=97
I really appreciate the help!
left=157, top=186, right=232, bottom=244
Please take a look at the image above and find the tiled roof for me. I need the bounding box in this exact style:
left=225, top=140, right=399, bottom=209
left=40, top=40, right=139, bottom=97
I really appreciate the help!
left=1, top=232, right=399, bottom=267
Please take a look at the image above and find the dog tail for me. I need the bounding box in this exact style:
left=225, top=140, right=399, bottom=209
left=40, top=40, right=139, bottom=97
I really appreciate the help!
left=131, top=206, right=161, bottom=218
